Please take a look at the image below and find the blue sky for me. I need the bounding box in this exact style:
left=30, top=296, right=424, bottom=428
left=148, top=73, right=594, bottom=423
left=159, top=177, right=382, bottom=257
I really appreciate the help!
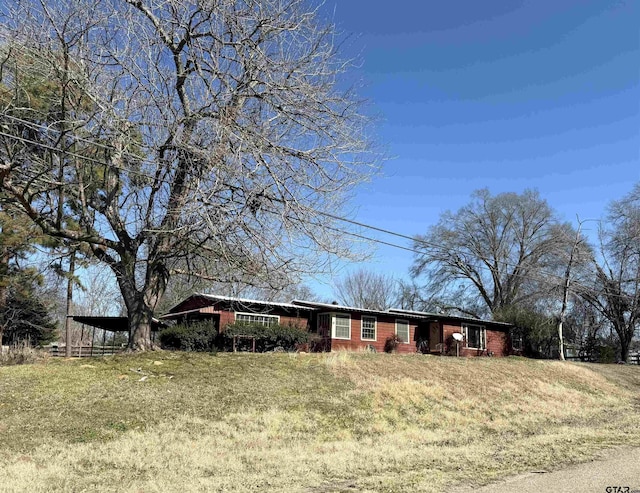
left=309, top=0, right=640, bottom=298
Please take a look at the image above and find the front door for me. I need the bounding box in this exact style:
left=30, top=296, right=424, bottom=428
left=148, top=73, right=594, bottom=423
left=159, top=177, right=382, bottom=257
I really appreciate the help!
left=429, top=322, right=441, bottom=352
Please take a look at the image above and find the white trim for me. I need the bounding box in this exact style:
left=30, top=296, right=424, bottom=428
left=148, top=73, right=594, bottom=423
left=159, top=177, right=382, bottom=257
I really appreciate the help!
left=235, top=312, right=280, bottom=326
left=395, top=319, right=410, bottom=344
left=198, top=293, right=302, bottom=309
left=360, top=315, right=377, bottom=341
left=464, top=324, right=486, bottom=350
left=332, top=313, right=351, bottom=340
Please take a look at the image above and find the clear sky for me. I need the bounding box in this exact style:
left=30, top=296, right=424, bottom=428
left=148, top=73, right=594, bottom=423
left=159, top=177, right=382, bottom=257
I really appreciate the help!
left=309, top=0, right=640, bottom=299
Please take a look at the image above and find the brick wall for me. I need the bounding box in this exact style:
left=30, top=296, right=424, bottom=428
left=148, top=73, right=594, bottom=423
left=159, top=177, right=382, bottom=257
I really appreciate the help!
left=327, top=313, right=418, bottom=353
left=441, top=321, right=509, bottom=357
left=168, top=296, right=310, bottom=332
left=219, top=310, right=234, bottom=329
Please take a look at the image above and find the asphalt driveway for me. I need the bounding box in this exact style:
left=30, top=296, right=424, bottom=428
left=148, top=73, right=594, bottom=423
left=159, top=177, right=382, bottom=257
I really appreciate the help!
left=450, top=447, right=640, bottom=493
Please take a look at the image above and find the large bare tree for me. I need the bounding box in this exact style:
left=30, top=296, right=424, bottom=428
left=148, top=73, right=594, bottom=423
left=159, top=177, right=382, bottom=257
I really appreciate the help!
left=0, top=0, right=377, bottom=349
left=579, top=184, right=640, bottom=362
left=334, top=268, right=398, bottom=310
left=411, top=189, right=576, bottom=318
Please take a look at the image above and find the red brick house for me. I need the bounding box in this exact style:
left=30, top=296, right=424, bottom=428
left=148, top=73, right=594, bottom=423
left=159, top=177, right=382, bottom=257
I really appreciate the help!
left=161, top=293, right=313, bottom=331
left=291, top=300, right=423, bottom=354
left=161, top=294, right=515, bottom=356
left=388, top=308, right=514, bottom=357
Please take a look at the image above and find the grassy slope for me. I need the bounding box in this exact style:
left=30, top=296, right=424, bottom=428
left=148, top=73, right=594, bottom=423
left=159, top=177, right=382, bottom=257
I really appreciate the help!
left=0, top=352, right=639, bottom=492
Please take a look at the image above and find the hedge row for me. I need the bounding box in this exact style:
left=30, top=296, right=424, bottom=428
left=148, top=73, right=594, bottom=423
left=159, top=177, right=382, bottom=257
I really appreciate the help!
left=223, top=322, right=310, bottom=352
left=158, top=320, right=309, bottom=353
left=158, top=320, right=217, bottom=352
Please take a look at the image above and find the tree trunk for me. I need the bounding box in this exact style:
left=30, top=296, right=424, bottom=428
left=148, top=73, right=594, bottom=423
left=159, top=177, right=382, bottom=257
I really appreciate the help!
left=619, top=333, right=630, bottom=363
left=110, top=255, right=164, bottom=351
left=558, top=222, right=583, bottom=361
left=0, top=248, right=8, bottom=354
left=557, top=320, right=565, bottom=361
left=125, top=289, right=161, bottom=351
left=129, top=302, right=154, bottom=351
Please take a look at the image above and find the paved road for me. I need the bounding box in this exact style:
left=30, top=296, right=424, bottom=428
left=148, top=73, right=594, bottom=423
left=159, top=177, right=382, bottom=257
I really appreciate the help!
left=451, top=447, right=640, bottom=493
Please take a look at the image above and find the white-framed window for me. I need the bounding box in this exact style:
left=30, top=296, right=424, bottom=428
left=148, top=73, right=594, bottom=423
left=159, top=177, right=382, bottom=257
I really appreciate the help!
left=235, top=312, right=279, bottom=326
left=333, top=314, right=351, bottom=340
left=464, top=324, right=486, bottom=350
left=361, top=316, right=376, bottom=341
left=395, top=319, right=410, bottom=344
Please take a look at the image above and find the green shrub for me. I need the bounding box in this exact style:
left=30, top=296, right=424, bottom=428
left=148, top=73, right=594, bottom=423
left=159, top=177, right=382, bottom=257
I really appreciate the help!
left=597, top=345, right=616, bottom=364
left=159, top=320, right=217, bottom=352
left=222, top=322, right=310, bottom=352
left=384, top=334, right=402, bottom=353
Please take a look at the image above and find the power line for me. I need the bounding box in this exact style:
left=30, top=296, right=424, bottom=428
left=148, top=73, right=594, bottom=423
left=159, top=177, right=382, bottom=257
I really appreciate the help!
left=2, top=113, right=162, bottom=169
left=0, top=118, right=622, bottom=299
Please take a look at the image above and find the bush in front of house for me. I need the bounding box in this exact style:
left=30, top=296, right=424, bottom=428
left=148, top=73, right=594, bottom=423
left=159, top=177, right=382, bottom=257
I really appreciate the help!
left=159, top=320, right=217, bottom=352
left=223, top=322, right=310, bottom=352
left=384, top=334, right=402, bottom=353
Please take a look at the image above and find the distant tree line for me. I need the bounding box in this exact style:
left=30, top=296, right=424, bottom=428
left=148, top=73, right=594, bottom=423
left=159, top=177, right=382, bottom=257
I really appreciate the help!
left=405, top=186, right=640, bottom=362
left=331, top=186, right=640, bottom=362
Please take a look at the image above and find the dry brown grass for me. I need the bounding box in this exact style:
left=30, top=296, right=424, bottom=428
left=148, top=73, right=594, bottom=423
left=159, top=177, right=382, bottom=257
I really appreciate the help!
left=0, top=344, right=50, bottom=366
left=1, top=352, right=638, bottom=492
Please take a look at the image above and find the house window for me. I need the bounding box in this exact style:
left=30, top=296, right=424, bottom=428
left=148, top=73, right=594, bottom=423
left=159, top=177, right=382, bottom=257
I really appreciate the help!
left=333, top=314, right=351, bottom=340
left=319, top=313, right=351, bottom=340
left=361, top=316, right=376, bottom=341
left=235, top=313, right=279, bottom=326
left=464, top=325, right=486, bottom=350
left=395, top=319, right=410, bottom=344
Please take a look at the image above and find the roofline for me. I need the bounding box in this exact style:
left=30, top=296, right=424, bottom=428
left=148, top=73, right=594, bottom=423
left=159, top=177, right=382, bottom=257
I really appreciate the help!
left=71, top=315, right=166, bottom=331
left=162, top=294, right=512, bottom=328
left=388, top=308, right=513, bottom=327
left=165, top=293, right=314, bottom=314
left=291, top=300, right=431, bottom=320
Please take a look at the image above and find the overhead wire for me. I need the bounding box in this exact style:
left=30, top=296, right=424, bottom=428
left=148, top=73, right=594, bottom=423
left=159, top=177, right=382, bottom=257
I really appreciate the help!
left=0, top=117, right=625, bottom=299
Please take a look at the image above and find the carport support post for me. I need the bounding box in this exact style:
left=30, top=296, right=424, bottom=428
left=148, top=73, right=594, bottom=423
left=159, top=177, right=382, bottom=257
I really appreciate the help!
left=91, top=326, right=95, bottom=356
left=102, top=329, right=106, bottom=355
left=79, top=324, right=85, bottom=358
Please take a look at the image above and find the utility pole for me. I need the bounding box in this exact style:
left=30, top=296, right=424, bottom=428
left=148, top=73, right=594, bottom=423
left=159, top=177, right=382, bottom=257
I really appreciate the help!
left=64, top=251, right=75, bottom=358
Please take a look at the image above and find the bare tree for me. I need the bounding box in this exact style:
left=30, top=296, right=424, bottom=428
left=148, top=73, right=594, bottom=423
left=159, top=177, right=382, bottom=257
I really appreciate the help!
left=411, top=189, right=576, bottom=317
left=556, top=220, right=588, bottom=360
left=564, top=296, right=608, bottom=361
left=579, top=184, right=640, bottom=362
left=0, top=0, right=378, bottom=349
left=334, top=268, right=398, bottom=310
left=74, top=264, right=124, bottom=318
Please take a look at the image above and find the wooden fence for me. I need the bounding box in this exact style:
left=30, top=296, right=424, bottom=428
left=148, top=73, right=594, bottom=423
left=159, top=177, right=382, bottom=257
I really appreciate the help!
left=565, top=353, right=640, bottom=365
left=48, top=345, right=126, bottom=357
